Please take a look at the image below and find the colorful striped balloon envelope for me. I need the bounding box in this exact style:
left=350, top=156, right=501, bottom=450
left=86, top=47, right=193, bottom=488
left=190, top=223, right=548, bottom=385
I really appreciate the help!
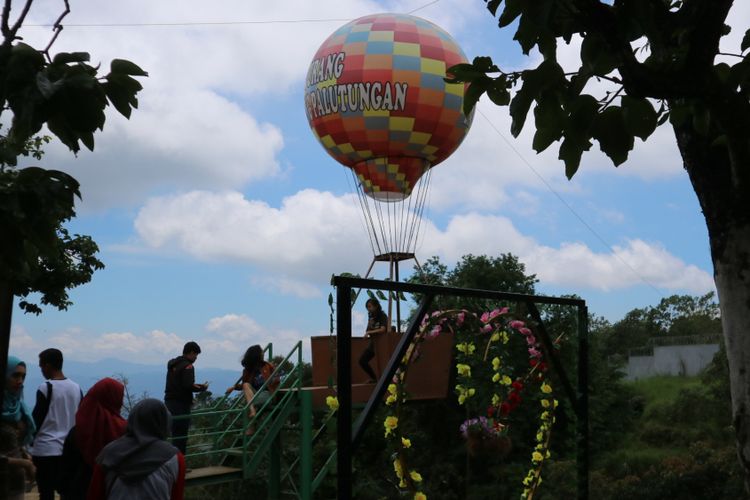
left=305, top=13, right=474, bottom=202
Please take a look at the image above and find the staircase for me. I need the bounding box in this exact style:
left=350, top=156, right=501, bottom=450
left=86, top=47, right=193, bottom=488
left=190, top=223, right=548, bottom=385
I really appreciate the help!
left=176, top=342, right=337, bottom=499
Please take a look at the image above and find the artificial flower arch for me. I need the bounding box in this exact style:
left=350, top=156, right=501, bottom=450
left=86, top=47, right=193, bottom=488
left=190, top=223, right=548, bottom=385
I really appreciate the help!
left=381, top=307, right=561, bottom=500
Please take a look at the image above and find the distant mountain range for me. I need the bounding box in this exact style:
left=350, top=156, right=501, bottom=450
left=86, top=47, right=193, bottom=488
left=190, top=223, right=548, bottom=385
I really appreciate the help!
left=21, top=358, right=241, bottom=405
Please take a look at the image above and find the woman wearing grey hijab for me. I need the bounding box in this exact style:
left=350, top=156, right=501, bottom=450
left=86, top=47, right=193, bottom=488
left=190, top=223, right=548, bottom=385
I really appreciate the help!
left=87, top=398, right=186, bottom=500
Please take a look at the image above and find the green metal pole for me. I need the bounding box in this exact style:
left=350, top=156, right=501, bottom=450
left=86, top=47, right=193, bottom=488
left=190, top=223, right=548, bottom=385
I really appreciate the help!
left=300, top=390, right=313, bottom=500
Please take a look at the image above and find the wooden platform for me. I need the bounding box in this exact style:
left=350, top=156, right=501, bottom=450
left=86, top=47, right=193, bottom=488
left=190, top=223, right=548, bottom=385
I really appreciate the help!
left=309, top=331, right=455, bottom=407
left=185, top=465, right=242, bottom=487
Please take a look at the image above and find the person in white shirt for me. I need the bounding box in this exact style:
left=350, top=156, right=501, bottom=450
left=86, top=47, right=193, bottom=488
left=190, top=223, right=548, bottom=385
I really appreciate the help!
left=30, top=348, right=82, bottom=500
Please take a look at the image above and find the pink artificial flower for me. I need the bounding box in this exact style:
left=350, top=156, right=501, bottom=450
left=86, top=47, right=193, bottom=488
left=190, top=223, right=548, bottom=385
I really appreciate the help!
left=429, top=325, right=442, bottom=338
left=519, top=327, right=532, bottom=336
left=489, top=307, right=508, bottom=320
left=480, top=312, right=491, bottom=323
left=526, top=335, right=537, bottom=345
left=509, top=320, right=525, bottom=329
left=431, top=311, right=442, bottom=318
left=528, top=347, right=542, bottom=358
left=481, top=324, right=493, bottom=334
left=457, top=311, right=466, bottom=326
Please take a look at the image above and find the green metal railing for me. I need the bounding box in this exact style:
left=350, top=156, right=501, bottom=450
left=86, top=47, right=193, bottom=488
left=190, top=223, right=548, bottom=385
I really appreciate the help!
left=176, top=341, right=334, bottom=498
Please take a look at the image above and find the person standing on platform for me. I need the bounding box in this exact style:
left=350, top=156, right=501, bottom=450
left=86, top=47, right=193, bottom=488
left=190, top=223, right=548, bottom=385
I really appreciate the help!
left=163, top=342, right=207, bottom=455
left=30, top=348, right=82, bottom=500
left=358, top=298, right=389, bottom=384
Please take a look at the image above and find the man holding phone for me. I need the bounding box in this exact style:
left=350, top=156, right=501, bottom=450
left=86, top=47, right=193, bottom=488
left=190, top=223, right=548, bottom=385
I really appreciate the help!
left=164, top=341, right=208, bottom=454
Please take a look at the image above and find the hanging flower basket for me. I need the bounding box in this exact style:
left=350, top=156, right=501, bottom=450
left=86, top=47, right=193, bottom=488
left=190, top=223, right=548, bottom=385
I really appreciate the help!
left=466, top=432, right=512, bottom=459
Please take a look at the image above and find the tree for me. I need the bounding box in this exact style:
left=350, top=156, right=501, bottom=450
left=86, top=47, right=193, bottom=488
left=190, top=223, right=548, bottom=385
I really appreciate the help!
left=411, top=253, right=538, bottom=310
left=448, top=0, right=750, bottom=486
left=0, top=0, right=146, bottom=422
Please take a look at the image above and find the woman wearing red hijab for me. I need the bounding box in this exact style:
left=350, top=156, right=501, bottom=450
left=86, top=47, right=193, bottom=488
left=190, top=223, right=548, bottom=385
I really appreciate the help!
left=60, top=378, right=128, bottom=499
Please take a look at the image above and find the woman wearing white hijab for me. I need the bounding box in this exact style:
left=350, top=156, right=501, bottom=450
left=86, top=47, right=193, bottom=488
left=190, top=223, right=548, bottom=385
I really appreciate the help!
left=87, top=398, right=185, bottom=500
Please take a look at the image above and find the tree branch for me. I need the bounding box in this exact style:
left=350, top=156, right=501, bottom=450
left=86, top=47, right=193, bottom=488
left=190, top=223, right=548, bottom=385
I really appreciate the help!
left=1, top=0, right=12, bottom=41
left=7, top=0, right=33, bottom=41
left=42, top=0, right=69, bottom=62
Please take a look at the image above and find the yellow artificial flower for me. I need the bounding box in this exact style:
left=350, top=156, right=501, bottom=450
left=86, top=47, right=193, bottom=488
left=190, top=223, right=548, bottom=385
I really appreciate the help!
left=541, top=382, right=553, bottom=394
left=532, top=451, right=544, bottom=462
left=456, top=363, right=472, bottom=377
left=388, top=383, right=398, bottom=395
left=386, top=394, right=398, bottom=406
left=415, top=493, right=427, bottom=500
left=399, top=479, right=407, bottom=488
left=467, top=343, right=476, bottom=354
left=501, top=375, right=513, bottom=385
left=490, top=332, right=500, bottom=342
left=536, top=432, right=544, bottom=442
left=325, top=396, right=339, bottom=412
left=523, top=475, right=533, bottom=486
left=468, top=388, right=475, bottom=397
left=546, top=450, right=551, bottom=458
left=458, top=394, right=466, bottom=405
left=553, top=399, right=559, bottom=408
left=541, top=399, right=550, bottom=408
left=401, top=437, right=412, bottom=448
left=393, top=459, right=403, bottom=477
left=410, top=470, right=423, bottom=482
left=501, top=331, right=510, bottom=344
left=492, top=393, right=500, bottom=405
left=492, top=356, right=501, bottom=370
left=492, top=372, right=501, bottom=383
left=384, top=416, right=399, bottom=436
left=541, top=411, right=550, bottom=420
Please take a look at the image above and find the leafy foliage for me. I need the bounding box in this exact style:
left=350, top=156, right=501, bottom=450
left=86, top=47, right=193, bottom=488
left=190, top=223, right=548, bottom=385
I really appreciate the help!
left=0, top=2, right=147, bottom=314
left=446, top=0, right=748, bottom=180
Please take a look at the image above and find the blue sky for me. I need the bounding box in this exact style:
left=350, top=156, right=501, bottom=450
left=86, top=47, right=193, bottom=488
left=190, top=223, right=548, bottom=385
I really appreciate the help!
left=8, top=0, right=745, bottom=368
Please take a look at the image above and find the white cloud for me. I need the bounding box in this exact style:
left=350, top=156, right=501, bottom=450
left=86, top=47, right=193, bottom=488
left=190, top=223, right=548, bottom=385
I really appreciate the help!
left=134, top=189, right=372, bottom=279
left=253, top=276, right=323, bottom=299
left=202, top=313, right=307, bottom=365
left=526, top=239, right=714, bottom=293
left=206, top=314, right=264, bottom=342
left=132, top=188, right=714, bottom=294
left=9, top=325, right=38, bottom=352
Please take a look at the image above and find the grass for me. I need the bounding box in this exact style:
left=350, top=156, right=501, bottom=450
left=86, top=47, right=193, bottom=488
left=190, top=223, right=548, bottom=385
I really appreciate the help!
left=626, top=374, right=701, bottom=414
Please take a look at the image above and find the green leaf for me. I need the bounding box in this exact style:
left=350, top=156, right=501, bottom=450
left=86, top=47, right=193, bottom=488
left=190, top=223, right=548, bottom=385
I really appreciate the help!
left=742, top=29, right=750, bottom=52
left=472, top=56, right=499, bottom=73
left=110, top=59, right=149, bottom=77
left=327, top=293, right=333, bottom=307
left=52, top=52, right=90, bottom=64
left=509, top=80, right=536, bottom=137
left=463, top=79, right=487, bottom=116
left=376, top=290, right=387, bottom=300
left=79, top=130, right=95, bottom=151
left=621, top=96, right=657, bottom=141
left=486, top=0, right=502, bottom=16
left=367, top=290, right=375, bottom=299
left=581, top=33, right=617, bottom=75
left=591, top=106, right=633, bottom=166
left=498, top=0, right=522, bottom=28
left=532, top=93, right=564, bottom=152
left=486, top=85, right=510, bottom=106
left=558, top=135, right=591, bottom=179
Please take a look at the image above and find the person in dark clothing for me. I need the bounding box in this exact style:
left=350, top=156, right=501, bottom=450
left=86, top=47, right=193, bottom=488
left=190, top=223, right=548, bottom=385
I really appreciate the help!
left=163, top=342, right=207, bottom=454
left=358, top=298, right=389, bottom=383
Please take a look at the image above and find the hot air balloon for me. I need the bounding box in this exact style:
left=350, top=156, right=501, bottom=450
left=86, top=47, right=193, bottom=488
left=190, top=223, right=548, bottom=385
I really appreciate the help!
left=305, top=13, right=473, bottom=323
